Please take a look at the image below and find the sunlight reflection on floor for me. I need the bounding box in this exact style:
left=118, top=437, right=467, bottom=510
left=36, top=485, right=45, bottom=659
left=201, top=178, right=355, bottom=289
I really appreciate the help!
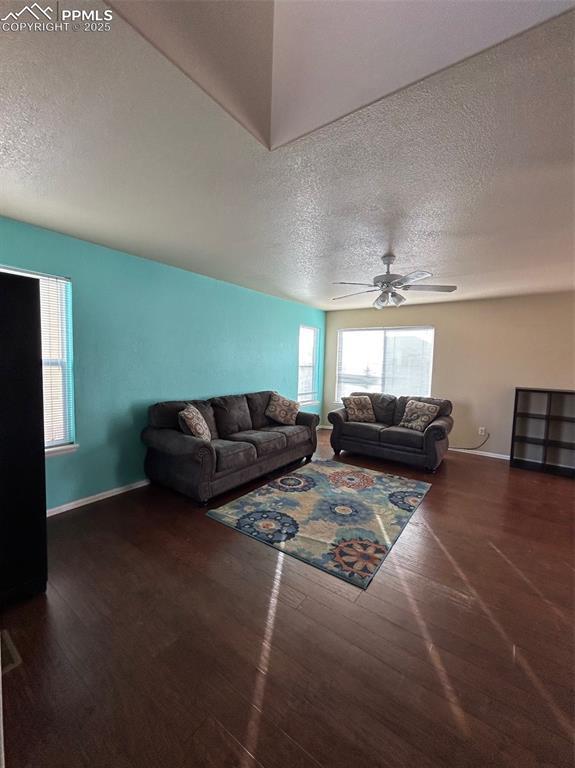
left=241, top=551, right=285, bottom=767
left=487, top=540, right=569, bottom=627
left=427, top=526, right=573, bottom=739
left=375, top=516, right=470, bottom=735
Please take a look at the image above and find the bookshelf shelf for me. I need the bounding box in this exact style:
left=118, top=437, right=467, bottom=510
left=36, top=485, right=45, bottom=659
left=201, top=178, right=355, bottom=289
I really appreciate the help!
left=510, top=388, right=575, bottom=478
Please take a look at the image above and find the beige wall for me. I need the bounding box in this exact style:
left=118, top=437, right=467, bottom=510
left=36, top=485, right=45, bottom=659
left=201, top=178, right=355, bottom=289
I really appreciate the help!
left=322, top=292, right=575, bottom=456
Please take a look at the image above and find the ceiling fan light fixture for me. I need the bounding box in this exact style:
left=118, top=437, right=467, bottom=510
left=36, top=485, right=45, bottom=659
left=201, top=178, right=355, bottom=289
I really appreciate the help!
left=389, top=291, right=406, bottom=306
left=373, top=292, right=390, bottom=309
left=332, top=251, right=458, bottom=305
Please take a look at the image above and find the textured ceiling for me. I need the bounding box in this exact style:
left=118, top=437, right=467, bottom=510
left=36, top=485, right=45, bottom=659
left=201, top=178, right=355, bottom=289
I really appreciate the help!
left=271, top=0, right=574, bottom=148
left=111, top=0, right=572, bottom=149
left=0, top=6, right=573, bottom=309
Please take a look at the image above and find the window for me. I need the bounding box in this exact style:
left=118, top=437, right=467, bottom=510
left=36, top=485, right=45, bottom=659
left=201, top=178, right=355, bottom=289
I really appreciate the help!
left=336, top=327, right=434, bottom=401
left=298, top=325, right=319, bottom=404
left=1, top=267, right=75, bottom=450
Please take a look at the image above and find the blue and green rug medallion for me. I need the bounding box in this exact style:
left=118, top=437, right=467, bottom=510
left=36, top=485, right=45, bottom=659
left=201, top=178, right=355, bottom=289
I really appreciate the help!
left=207, top=459, right=430, bottom=589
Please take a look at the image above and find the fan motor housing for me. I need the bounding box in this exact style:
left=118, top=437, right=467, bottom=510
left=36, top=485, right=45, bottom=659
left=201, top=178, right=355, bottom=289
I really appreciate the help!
left=373, top=273, right=402, bottom=287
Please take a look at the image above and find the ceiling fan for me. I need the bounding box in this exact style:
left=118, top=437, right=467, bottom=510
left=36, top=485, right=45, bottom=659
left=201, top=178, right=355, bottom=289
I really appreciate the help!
left=332, top=253, right=457, bottom=307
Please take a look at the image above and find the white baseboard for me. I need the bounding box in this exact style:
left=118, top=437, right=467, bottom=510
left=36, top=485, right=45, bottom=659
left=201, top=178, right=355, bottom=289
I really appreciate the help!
left=47, top=479, right=150, bottom=517
left=318, top=424, right=333, bottom=430
left=449, top=448, right=509, bottom=460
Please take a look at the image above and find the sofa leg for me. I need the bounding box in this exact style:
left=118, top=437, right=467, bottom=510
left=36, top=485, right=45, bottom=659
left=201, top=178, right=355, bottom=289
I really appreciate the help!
left=333, top=449, right=341, bottom=456
left=305, top=454, right=313, bottom=463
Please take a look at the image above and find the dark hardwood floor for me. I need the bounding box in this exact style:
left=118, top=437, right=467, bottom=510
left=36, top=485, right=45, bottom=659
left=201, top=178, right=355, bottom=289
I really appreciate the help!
left=2, top=431, right=574, bottom=768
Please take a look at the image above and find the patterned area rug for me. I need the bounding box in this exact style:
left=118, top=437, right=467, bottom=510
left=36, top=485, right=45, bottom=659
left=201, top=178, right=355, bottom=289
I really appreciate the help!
left=207, top=459, right=431, bottom=589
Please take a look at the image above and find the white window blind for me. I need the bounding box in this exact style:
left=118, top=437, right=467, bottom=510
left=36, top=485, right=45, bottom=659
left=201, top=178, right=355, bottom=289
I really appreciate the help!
left=336, top=327, right=434, bottom=401
left=40, top=276, right=74, bottom=448
left=298, top=325, right=319, bottom=403
left=1, top=267, right=75, bottom=449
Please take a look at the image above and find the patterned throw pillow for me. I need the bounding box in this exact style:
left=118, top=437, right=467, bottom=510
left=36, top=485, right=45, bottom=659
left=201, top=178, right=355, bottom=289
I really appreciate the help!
left=178, top=404, right=212, bottom=441
left=265, top=392, right=300, bottom=425
left=399, top=399, right=439, bottom=432
left=342, top=395, right=376, bottom=423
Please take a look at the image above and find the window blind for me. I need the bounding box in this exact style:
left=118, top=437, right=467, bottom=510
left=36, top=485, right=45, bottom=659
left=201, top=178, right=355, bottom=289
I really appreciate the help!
left=298, top=325, right=319, bottom=403
left=1, top=267, right=75, bottom=449
left=336, top=327, right=434, bottom=401
left=40, top=276, right=74, bottom=448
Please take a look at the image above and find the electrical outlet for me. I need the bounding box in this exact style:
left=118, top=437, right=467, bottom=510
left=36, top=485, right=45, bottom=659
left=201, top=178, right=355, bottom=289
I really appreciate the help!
left=478, top=426, right=486, bottom=436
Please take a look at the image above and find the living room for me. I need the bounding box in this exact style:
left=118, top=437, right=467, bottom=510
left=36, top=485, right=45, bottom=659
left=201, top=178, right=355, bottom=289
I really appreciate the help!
left=1, top=3, right=574, bottom=767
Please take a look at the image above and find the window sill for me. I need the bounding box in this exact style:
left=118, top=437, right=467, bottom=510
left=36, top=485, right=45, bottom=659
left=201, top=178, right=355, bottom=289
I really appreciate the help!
left=46, top=443, right=79, bottom=457
left=299, top=400, right=321, bottom=407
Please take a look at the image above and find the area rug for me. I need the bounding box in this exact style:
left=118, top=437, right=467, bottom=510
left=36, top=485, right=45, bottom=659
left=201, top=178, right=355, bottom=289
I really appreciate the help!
left=207, top=459, right=430, bottom=589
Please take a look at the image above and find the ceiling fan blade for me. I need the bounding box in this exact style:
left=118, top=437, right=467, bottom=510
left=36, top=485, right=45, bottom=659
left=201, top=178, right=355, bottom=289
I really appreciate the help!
left=402, top=284, right=457, bottom=292
left=391, top=270, right=433, bottom=287
left=332, top=281, right=374, bottom=286
left=332, top=289, right=380, bottom=300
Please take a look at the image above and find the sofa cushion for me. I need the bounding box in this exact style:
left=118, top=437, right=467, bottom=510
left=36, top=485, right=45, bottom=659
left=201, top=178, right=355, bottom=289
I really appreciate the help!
left=212, top=439, right=257, bottom=473
left=211, top=395, right=252, bottom=437
left=399, top=399, right=440, bottom=432
left=228, top=429, right=287, bottom=457
left=265, top=392, right=300, bottom=425
left=341, top=422, right=387, bottom=442
left=351, top=392, right=396, bottom=424
left=394, top=396, right=452, bottom=425
left=188, top=400, right=219, bottom=438
left=178, top=404, right=211, bottom=440
left=149, top=400, right=190, bottom=429
left=246, top=391, right=274, bottom=429
left=380, top=426, right=424, bottom=450
left=342, top=395, right=375, bottom=423
left=261, top=424, right=309, bottom=449
left=148, top=399, right=219, bottom=437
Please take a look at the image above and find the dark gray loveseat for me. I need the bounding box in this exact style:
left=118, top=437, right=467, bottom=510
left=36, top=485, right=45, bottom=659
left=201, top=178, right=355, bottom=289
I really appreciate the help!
left=328, top=393, right=453, bottom=471
left=141, top=391, right=319, bottom=502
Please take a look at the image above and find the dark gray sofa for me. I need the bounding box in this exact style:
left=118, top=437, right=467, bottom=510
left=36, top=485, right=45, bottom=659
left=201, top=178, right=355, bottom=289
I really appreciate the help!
left=328, top=392, right=453, bottom=471
left=141, top=391, right=319, bottom=502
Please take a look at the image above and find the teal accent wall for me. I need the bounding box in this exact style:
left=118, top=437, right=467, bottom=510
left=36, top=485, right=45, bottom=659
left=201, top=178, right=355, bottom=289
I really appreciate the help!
left=0, top=216, right=325, bottom=509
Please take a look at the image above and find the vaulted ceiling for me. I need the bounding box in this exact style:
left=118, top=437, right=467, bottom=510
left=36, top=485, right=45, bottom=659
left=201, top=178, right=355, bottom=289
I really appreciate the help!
left=110, top=0, right=572, bottom=149
left=0, top=2, right=573, bottom=308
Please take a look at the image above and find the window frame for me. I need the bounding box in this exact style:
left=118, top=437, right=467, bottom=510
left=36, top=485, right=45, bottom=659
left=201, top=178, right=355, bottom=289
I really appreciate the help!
left=335, top=325, right=435, bottom=403
left=0, top=265, right=77, bottom=454
left=297, top=324, right=320, bottom=405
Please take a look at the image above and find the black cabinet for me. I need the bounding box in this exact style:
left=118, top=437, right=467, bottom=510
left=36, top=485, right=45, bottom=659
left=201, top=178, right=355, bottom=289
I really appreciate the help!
left=0, top=271, right=47, bottom=606
left=510, top=387, right=575, bottom=478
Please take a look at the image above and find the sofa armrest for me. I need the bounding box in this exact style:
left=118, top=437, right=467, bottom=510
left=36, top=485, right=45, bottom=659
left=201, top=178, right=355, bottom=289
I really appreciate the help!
left=328, top=408, right=347, bottom=452
left=141, top=427, right=216, bottom=464
left=296, top=411, right=320, bottom=429
left=327, top=408, right=348, bottom=426
left=424, top=415, right=454, bottom=441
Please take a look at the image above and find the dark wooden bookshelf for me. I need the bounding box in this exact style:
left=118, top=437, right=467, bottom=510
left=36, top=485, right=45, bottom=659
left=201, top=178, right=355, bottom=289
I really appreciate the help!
left=510, top=387, right=575, bottom=477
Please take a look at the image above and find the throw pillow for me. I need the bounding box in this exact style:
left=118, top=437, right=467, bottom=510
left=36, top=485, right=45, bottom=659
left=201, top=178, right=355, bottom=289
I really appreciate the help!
left=265, top=392, right=300, bottom=425
left=342, top=395, right=376, bottom=423
left=399, top=399, right=439, bottom=432
left=178, top=404, right=212, bottom=441
left=187, top=400, right=219, bottom=439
